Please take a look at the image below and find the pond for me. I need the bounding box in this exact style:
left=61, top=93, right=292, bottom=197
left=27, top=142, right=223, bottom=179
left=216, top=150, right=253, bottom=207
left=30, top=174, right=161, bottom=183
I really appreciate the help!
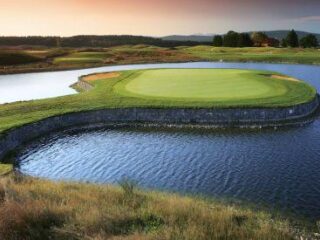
left=1, top=62, right=320, bottom=103
left=2, top=62, right=320, bottom=220
left=17, top=124, right=320, bottom=220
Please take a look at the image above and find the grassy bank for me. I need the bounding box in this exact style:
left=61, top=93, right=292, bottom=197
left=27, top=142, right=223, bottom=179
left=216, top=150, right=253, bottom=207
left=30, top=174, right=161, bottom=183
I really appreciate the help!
left=0, top=174, right=311, bottom=240
left=181, top=46, right=320, bottom=65
left=1, top=46, right=320, bottom=74
left=0, top=45, right=198, bottom=74
left=0, top=69, right=316, bottom=134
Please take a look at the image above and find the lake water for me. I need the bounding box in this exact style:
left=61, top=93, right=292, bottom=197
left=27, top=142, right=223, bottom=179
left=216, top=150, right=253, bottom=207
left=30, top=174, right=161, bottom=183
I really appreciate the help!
left=2, top=62, right=320, bottom=220
left=1, top=62, right=320, bottom=103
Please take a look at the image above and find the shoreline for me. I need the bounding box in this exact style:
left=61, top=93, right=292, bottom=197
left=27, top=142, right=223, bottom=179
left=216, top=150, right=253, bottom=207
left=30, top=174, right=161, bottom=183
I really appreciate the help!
left=2, top=58, right=320, bottom=76
left=0, top=173, right=315, bottom=239
left=0, top=59, right=199, bottom=75
left=0, top=68, right=318, bottom=161
left=0, top=96, right=319, bottom=162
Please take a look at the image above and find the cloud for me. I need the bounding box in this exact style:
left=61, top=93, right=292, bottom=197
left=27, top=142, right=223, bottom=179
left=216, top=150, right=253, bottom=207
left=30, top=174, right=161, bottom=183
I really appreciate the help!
left=295, top=15, right=320, bottom=22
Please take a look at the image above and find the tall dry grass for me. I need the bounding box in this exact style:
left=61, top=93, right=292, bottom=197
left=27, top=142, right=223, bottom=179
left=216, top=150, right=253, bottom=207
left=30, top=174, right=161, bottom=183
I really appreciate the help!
left=0, top=175, right=296, bottom=240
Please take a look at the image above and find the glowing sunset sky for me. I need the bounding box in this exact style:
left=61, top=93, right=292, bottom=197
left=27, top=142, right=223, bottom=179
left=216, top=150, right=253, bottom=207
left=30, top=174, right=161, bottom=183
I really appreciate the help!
left=1, top=0, right=320, bottom=36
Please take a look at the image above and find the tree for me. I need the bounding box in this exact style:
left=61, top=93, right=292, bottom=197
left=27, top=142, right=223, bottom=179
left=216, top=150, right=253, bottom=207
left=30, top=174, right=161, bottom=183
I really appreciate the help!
left=286, top=29, right=299, bottom=48
left=213, top=35, right=223, bottom=47
left=223, top=31, right=239, bottom=47
left=238, top=33, right=253, bottom=47
left=267, top=38, right=280, bottom=47
left=281, top=39, right=288, bottom=48
left=0, top=35, right=206, bottom=48
left=251, top=32, right=268, bottom=47
left=300, top=34, right=319, bottom=48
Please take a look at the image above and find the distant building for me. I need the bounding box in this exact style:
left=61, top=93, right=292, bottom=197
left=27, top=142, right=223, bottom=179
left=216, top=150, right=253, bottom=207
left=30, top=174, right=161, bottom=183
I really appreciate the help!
left=261, top=38, right=280, bottom=47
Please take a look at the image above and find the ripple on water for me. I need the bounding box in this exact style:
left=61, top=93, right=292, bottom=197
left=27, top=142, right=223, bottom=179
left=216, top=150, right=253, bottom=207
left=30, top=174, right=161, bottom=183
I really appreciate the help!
left=17, top=122, right=320, bottom=220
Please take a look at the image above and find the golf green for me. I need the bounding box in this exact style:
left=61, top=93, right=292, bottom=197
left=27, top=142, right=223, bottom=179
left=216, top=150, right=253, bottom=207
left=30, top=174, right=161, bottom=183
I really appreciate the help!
left=0, top=68, right=317, bottom=134
left=114, top=69, right=316, bottom=105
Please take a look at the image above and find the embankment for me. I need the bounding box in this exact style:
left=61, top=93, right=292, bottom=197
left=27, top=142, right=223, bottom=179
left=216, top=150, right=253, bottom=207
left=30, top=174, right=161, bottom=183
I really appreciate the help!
left=0, top=95, right=318, bottom=161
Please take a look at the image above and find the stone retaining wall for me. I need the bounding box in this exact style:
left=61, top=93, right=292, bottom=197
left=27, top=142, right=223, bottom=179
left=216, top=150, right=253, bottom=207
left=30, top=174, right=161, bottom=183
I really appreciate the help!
left=0, top=96, right=318, bottom=161
left=71, top=78, right=93, bottom=91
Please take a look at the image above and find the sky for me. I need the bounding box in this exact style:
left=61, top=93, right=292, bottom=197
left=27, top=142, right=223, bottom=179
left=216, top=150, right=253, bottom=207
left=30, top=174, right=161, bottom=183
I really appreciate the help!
left=1, top=0, right=320, bottom=36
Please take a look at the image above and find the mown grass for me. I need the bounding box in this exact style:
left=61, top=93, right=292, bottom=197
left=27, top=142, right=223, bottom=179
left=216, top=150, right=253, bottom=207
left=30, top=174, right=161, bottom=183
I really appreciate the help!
left=53, top=52, right=114, bottom=64
left=0, top=174, right=303, bottom=240
left=181, top=46, right=320, bottom=65
left=0, top=69, right=316, bottom=134
left=114, top=69, right=315, bottom=104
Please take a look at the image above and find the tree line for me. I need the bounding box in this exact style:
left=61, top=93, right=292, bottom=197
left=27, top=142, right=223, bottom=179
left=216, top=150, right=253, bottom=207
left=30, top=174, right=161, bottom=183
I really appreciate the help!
left=0, top=31, right=317, bottom=48
left=213, top=30, right=319, bottom=48
left=0, top=35, right=210, bottom=48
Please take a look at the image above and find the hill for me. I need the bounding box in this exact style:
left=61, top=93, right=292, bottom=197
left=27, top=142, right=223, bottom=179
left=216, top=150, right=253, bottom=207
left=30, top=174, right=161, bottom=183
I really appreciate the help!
left=0, top=35, right=211, bottom=48
left=262, top=30, right=320, bottom=41
left=162, top=30, right=320, bottom=42
left=162, top=35, right=214, bottom=42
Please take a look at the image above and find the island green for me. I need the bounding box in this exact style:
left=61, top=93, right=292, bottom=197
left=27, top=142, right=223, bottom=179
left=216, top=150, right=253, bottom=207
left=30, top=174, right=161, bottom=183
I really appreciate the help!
left=0, top=69, right=316, bottom=134
left=114, top=69, right=314, bottom=105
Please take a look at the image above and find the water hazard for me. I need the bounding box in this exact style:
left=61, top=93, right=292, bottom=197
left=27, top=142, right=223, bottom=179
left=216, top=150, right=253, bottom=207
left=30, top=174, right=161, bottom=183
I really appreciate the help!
left=3, top=62, right=320, bottom=220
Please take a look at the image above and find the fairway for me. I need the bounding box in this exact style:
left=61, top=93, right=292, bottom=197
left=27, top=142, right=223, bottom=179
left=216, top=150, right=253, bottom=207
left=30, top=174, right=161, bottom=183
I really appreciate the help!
left=114, top=69, right=315, bottom=104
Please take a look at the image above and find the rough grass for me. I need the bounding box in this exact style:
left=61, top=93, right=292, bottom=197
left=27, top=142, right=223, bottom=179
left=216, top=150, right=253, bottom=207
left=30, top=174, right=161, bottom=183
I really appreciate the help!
left=0, top=69, right=316, bottom=134
left=53, top=46, right=195, bottom=65
left=52, top=46, right=320, bottom=66
left=0, top=45, right=197, bottom=75
left=181, top=46, right=320, bottom=65
left=0, top=164, right=12, bottom=176
left=0, top=174, right=298, bottom=240
left=2, top=45, right=320, bottom=74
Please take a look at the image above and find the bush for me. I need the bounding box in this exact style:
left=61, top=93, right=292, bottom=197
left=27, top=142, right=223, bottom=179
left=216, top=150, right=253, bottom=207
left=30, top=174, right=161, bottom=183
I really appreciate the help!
left=286, top=30, right=299, bottom=48
left=0, top=51, right=42, bottom=65
left=223, top=31, right=239, bottom=47
left=300, top=34, right=319, bottom=48
left=213, top=35, right=223, bottom=47
left=251, top=32, right=268, bottom=47
left=238, top=33, right=253, bottom=47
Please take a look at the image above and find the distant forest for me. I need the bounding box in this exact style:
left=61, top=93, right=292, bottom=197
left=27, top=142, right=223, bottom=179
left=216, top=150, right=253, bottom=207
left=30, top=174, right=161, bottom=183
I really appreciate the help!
left=0, top=35, right=211, bottom=48
left=0, top=31, right=317, bottom=49
left=163, top=30, right=320, bottom=42
left=211, top=29, right=319, bottom=48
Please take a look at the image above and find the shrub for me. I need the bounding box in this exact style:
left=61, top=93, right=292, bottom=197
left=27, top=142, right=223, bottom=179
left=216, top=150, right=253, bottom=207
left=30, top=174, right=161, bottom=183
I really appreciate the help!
left=0, top=51, right=42, bottom=65
left=223, top=31, right=240, bottom=47
left=213, top=35, right=223, bottom=47
left=286, top=29, right=299, bottom=48
left=251, top=32, right=268, bottom=47
left=300, top=34, right=319, bottom=48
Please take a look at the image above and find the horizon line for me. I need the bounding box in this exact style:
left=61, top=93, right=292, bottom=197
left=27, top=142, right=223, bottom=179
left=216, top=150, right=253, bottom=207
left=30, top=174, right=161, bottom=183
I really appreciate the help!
left=1, top=29, right=320, bottom=38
